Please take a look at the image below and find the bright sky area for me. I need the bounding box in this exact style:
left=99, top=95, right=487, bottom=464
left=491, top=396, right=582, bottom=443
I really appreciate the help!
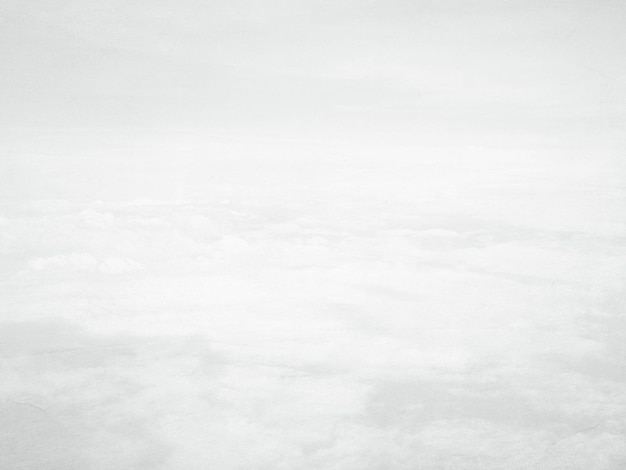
left=1, top=0, right=624, bottom=200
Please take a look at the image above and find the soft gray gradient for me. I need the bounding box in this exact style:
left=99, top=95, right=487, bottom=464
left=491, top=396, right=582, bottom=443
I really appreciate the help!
left=1, top=0, right=625, bottom=200
left=1, top=1, right=626, bottom=469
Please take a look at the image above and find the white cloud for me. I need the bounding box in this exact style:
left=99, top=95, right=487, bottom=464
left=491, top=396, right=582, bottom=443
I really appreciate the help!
left=99, top=257, right=144, bottom=274
left=1, top=191, right=625, bottom=469
left=28, top=253, right=99, bottom=272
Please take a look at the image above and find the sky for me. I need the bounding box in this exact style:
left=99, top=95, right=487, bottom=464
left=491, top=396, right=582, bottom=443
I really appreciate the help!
left=1, top=2, right=626, bottom=469
left=1, top=0, right=625, bottom=200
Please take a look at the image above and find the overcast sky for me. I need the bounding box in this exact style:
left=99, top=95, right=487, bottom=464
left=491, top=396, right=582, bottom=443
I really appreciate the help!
left=1, top=0, right=625, bottom=200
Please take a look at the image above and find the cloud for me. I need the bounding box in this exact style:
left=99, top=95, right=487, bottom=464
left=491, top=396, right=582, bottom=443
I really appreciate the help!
left=28, top=253, right=99, bottom=272
left=99, top=257, right=144, bottom=274
left=1, top=195, right=625, bottom=469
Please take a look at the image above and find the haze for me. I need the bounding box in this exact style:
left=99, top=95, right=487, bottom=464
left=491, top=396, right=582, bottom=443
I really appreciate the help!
left=1, top=1, right=625, bottom=469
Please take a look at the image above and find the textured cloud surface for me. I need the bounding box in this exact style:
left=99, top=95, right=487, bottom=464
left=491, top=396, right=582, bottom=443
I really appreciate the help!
left=1, top=159, right=625, bottom=470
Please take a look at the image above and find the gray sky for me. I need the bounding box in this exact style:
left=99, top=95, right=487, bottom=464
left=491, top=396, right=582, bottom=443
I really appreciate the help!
left=1, top=0, right=625, bottom=200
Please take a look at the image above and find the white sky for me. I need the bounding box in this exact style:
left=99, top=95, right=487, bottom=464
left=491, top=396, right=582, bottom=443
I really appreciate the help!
left=2, top=4, right=626, bottom=467
left=1, top=0, right=625, bottom=200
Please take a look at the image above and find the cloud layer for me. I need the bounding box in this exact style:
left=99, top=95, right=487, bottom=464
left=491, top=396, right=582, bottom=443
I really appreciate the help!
left=1, top=164, right=625, bottom=469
